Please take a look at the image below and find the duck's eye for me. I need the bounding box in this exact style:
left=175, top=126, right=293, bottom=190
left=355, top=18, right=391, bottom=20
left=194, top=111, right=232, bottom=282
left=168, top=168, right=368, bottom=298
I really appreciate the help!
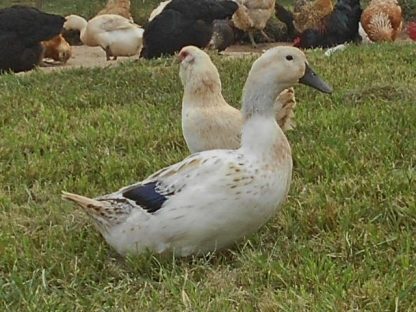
left=286, top=55, right=294, bottom=61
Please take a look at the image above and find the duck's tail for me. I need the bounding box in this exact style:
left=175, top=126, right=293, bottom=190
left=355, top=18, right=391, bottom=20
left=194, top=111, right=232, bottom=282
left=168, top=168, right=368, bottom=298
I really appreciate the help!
left=62, top=191, right=113, bottom=231
left=275, top=87, right=297, bottom=132
left=62, top=191, right=104, bottom=209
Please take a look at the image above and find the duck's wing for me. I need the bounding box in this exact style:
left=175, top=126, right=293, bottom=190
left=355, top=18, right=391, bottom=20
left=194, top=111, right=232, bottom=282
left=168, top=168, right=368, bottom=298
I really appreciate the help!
left=98, top=15, right=136, bottom=31
left=97, top=150, right=239, bottom=215
left=63, top=150, right=246, bottom=233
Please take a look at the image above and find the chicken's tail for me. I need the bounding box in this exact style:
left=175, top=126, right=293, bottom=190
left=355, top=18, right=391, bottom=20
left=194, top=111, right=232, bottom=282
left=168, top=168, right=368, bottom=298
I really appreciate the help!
left=275, top=3, right=296, bottom=38
left=366, top=12, right=394, bottom=42
left=275, top=87, right=297, bottom=132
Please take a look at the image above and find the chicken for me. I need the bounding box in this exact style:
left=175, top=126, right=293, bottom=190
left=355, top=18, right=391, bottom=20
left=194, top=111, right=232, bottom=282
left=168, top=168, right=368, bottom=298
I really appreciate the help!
left=232, top=0, right=276, bottom=47
left=140, top=0, right=238, bottom=59
left=62, top=29, right=83, bottom=45
left=359, top=22, right=372, bottom=43
left=209, top=19, right=235, bottom=51
left=149, top=0, right=236, bottom=52
left=275, top=3, right=296, bottom=40
left=292, top=0, right=333, bottom=33
left=360, top=0, right=403, bottom=42
left=179, top=46, right=298, bottom=153
left=41, top=34, right=72, bottom=64
left=0, top=5, right=65, bottom=73
left=293, top=0, right=362, bottom=49
left=408, top=22, right=416, bottom=41
left=96, top=0, right=133, bottom=21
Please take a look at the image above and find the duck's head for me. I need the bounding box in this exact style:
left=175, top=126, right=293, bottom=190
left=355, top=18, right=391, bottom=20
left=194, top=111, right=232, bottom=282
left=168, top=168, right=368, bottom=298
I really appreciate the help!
left=246, top=46, right=332, bottom=96
left=242, top=46, right=332, bottom=118
left=178, top=46, right=222, bottom=94
left=64, top=14, right=87, bottom=31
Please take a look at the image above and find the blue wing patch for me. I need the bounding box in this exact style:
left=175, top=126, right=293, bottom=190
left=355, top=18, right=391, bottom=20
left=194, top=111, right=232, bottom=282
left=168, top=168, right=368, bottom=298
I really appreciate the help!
left=122, top=182, right=172, bottom=213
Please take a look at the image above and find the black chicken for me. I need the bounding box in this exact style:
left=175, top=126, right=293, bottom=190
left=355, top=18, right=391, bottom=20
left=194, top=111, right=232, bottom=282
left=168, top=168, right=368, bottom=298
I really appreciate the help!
left=209, top=19, right=235, bottom=52
left=294, top=0, right=362, bottom=49
left=0, top=5, right=65, bottom=73
left=140, top=0, right=238, bottom=59
left=275, top=3, right=296, bottom=41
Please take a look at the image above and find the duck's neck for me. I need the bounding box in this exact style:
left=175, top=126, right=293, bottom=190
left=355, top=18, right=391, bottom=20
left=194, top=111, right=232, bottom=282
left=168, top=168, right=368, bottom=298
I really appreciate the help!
left=71, top=16, right=88, bottom=43
left=240, top=79, right=287, bottom=155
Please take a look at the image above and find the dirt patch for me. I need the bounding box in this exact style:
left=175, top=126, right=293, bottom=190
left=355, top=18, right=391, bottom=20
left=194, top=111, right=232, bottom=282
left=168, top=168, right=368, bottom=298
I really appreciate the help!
left=32, top=38, right=415, bottom=73
left=38, top=42, right=294, bottom=73
left=39, top=45, right=135, bottom=73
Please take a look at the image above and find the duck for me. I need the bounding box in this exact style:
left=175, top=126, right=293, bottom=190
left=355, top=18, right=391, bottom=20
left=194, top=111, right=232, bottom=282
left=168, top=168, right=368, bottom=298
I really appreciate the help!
left=179, top=46, right=297, bottom=153
left=62, top=46, right=332, bottom=257
left=63, top=14, right=144, bottom=60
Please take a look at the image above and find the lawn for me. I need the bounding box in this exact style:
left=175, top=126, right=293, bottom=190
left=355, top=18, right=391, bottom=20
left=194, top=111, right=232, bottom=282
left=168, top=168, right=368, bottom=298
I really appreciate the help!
left=1, top=1, right=416, bottom=311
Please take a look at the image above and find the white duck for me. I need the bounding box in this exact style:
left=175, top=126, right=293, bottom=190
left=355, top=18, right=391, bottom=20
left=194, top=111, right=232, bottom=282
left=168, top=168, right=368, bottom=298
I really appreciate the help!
left=62, top=46, right=332, bottom=257
left=180, top=46, right=297, bottom=154
left=64, top=14, right=144, bottom=60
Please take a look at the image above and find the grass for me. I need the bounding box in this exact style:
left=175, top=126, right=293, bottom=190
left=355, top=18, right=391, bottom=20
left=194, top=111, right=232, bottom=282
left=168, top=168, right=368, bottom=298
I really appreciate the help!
left=1, top=42, right=415, bottom=311
left=1, top=1, right=416, bottom=310
left=0, top=0, right=162, bottom=24
left=0, top=0, right=296, bottom=24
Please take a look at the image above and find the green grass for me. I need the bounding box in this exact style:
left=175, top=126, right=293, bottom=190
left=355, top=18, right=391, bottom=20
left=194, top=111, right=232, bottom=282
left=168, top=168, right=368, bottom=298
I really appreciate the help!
left=0, top=0, right=296, bottom=24
left=0, top=0, right=163, bottom=24
left=1, top=12, right=416, bottom=311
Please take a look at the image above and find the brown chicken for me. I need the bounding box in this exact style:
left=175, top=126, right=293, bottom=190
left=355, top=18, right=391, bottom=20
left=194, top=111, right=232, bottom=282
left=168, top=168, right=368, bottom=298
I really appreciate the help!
left=41, top=34, right=72, bottom=64
left=232, top=0, right=276, bottom=47
left=96, top=0, right=133, bottom=21
left=361, top=0, right=403, bottom=42
left=293, top=0, right=333, bottom=32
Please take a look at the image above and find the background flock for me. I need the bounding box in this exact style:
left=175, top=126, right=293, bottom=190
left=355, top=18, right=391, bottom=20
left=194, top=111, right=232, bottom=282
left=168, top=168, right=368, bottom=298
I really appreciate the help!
left=0, top=0, right=415, bottom=73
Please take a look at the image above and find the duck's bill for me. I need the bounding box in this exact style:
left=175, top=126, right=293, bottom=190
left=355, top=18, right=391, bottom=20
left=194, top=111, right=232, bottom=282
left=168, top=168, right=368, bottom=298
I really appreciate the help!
left=299, top=63, right=333, bottom=93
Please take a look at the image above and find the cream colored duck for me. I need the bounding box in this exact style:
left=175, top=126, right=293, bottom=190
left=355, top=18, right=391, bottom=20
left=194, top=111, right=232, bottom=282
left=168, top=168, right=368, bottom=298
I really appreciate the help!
left=64, top=14, right=144, bottom=60
left=180, top=46, right=297, bottom=153
left=62, top=46, right=332, bottom=257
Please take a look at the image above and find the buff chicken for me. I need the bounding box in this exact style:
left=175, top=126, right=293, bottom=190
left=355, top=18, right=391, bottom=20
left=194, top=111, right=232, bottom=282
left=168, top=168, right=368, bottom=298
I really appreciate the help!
left=361, top=0, right=403, bottom=42
left=232, top=0, right=276, bottom=47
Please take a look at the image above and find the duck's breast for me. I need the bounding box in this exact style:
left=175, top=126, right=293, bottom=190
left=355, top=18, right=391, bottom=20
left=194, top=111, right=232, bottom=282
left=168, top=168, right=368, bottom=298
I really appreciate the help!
left=99, top=28, right=143, bottom=56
